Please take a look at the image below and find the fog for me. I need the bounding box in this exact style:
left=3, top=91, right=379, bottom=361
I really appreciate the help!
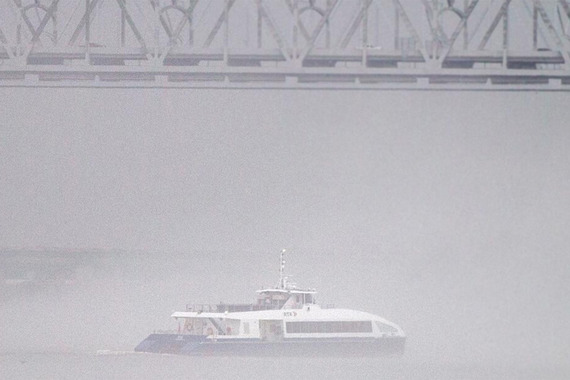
left=1, top=89, right=569, bottom=378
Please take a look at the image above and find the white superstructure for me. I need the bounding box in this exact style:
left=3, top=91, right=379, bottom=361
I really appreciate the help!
left=171, top=250, right=405, bottom=342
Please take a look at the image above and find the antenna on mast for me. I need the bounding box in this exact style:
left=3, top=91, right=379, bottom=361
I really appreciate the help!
left=279, top=249, right=286, bottom=289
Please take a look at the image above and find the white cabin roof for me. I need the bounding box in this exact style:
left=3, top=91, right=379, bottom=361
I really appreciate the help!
left=172, top=306, right=398, bottom=328
left=256, top=288, right=317, bottom=294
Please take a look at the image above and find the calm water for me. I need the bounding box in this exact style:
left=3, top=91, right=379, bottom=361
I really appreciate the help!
left=1, top=352, right=568, bottom=380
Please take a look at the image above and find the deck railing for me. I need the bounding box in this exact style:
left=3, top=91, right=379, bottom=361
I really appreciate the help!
left=186, top=303, right=279, bottom=313
left=185, top=303, right=337, bottom=312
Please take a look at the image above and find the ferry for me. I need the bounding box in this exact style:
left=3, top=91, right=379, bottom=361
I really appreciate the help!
left=135, top=250, right=405, bottom=356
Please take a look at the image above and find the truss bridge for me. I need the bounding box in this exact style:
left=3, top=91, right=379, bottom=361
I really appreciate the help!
left=1, top=0, right=570, bottom=90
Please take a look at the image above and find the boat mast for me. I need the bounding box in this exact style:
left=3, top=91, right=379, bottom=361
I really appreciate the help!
left=279, top=249, right=286, bottom=289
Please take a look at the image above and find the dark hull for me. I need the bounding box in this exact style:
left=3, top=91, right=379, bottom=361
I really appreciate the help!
left=135, top=334, right=405, bottom=357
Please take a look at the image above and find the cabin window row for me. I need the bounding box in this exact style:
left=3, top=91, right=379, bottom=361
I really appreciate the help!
left=286, top=321, right=373, bottom=334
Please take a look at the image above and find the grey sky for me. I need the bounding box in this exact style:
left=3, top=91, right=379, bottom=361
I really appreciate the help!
left=2, top=89, right=568, bottom=252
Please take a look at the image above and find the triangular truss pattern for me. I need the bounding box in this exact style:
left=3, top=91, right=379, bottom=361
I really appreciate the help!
left=478, top=0, right=513, bottom=50
left=255, top=0, right=340, bottom=64
left=393, top=0, right=430, bottom=63
left=296, top=0, right=339, bottom=62
left=69, top=0, right=147, bottom=49
left=202, top=0, right=237, bottom=48
left=0, top=0, right=569, bottom=89
left=256, top=0, right=292, bottom=62
left=533, top=0, right=570, bottom=66
left=8, top=0, right=61, bottom=60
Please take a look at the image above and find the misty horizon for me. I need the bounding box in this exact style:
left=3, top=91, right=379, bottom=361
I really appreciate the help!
left=1, top=86, right=570, bottom=378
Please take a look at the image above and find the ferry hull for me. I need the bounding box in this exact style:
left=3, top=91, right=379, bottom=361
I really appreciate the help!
left=135, top=334, right=405, bottom=357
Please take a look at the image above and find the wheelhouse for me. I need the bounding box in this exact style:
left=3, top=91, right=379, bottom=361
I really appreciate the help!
left=255, top=288, right=317, bottom=310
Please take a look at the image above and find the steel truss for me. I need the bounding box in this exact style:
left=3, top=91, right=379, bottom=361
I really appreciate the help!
left=1, top=0, right=570, bottom=90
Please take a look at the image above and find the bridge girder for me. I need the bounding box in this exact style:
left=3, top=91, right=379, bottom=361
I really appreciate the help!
left=1, top=0, right=570, bottom=89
